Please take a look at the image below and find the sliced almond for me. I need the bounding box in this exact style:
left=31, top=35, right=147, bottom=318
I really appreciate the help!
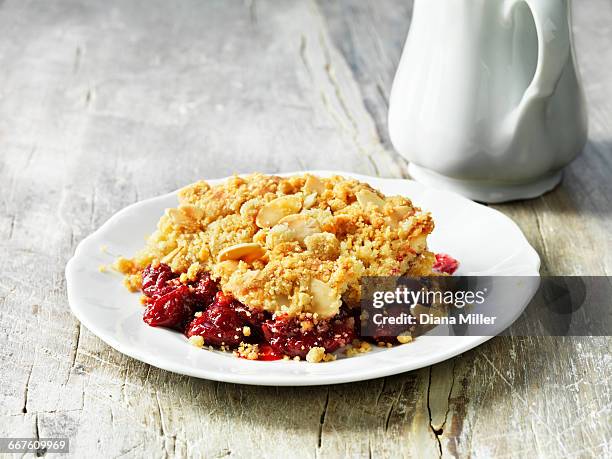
left=161, top=247, right=181, bottom=264
left=304, top=175, right=325, bottom=194
left=255, top=195, right=302, bottom=228
left=217, top=243, right=266, bottom=263
left=409, top=234, right=427, bottom=253
left=167, top=205, right=204, bottom=230
left=303, top=192, right=318, bottom=209
left=393, top=206, right=412, bottom=219
left=309, top=278, right=341, bottom=318
left=356, top=189, right=385, bottom=210
left=278, top=214, right=321, bottom=243
left=386, top=206, right=413, bottom=228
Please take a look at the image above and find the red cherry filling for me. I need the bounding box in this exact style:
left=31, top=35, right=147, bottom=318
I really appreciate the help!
left=185, top=292, right=246, bottom=347
left=262, top=313, right=356, bottom=358
left=433, top=253, right=459, bottom=275
left=192, top=272, right=218, bottom=307
left=367, top=304, right=416, bottom=344
left=143, top=285, right=194, bottom=329
left=142, top=263, right=177, bottom=298
left=140, top=263, right=360, bottom=359
left=142, top=263, right=220, bottom=330
left=257, top=344, right=283, bottom=361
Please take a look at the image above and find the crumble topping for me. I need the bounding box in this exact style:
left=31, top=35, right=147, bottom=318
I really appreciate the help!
left=344, top=340, right=372, bottom=357
left=234, top=342, right=260, bottom=360
left=188, top=335, right=204, bottom=348
left=305, top=346, right=336, bottom=363
left=117, top=173, right=435, bottom=319
left=397, top=334, right=413, bottom=344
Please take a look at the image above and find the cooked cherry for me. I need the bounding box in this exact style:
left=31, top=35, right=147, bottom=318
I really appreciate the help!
left=142, top=263, right=177, bottom=298
left=185, top=294, right=245, bottom=347
left=141, top=266, right=360, bottom=359
left=257, top=344, right=283, bottom=361
left=231, top=300, right=267, bottom=328
left=191, top=272, right=219, bottom=307
left=143, top=285, right=193, bottom=329
left=366, top=303, right=414, bottom=343
left=262, top=314, right=356, bottom=358
left=433, top=253, right=459, bottom=275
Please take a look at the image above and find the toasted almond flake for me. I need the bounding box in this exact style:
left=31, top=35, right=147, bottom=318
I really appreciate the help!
left=386, top=205, right=413, bottom=228
left=278, top=214, right=321, bottom=243
left=304, top=175, right=325, bottom=194
left=161, top=247, right=181, bottom=264
left=394, top=206, right=412, bottom=218
left=168, top=205, right=204, bottom=230
left=409, top=234, right=428, bottom=253
left=356, top=189, right=385, bottom=209
left=217, top=242, right=266, bottom=263
left=265, top=223, right=294, bottom=248
left=255, top=195, right=302, bottom=228
left=309, top=278, right=341, bottom=318
left=303, top=192, right=318, bottom=209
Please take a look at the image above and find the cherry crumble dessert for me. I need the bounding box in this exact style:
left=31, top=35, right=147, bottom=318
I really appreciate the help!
left=116, top=174, right=458, bottom=362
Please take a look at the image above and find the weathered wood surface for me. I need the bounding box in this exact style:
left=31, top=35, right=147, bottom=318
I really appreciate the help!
left=0, top=0, right=610, bottom=457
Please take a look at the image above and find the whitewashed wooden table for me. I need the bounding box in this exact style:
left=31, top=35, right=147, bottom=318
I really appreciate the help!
left=1, top=1, right=610, bottom=457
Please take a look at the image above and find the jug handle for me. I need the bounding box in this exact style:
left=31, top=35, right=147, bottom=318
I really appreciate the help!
left=510, top=0, right=570, bottom=116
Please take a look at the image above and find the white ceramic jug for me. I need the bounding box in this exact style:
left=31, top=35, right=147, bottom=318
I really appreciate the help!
left=388, top=0, right=588, bottom=202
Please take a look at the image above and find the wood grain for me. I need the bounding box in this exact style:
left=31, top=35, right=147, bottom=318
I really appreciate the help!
left=0, top=0, right=610, bottom=457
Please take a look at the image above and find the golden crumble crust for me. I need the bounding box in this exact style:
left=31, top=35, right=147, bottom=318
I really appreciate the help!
left=118, top=173, right=435, bottom=318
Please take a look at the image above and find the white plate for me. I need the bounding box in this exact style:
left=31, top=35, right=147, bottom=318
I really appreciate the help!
left=66, top=171, right=540, bottom=386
